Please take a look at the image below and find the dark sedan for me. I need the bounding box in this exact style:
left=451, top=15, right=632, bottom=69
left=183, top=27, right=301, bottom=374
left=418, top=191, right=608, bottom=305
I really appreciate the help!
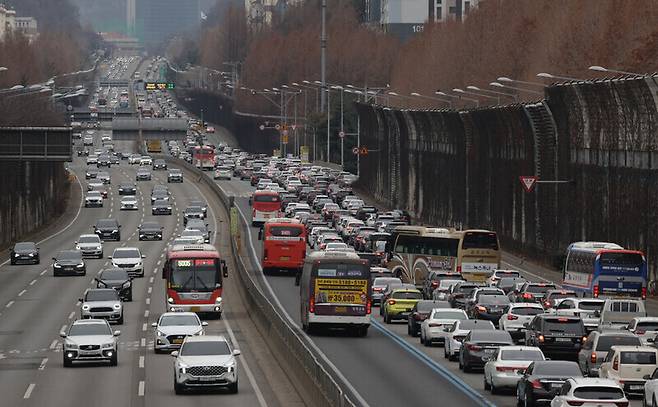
left=467, top=294, right=511, bottom=324
left=138, top=222, right=163, bottom=241
left=118, top=183, right=137, bottom=195
left=94, top=218, right=121, bottom=241
left=10, top=241, right=40, bottom=265
left=183, top=206, right=204, bottom=225
left=151, top=199, right=172, bottom=215
left=525, top=315, right=586, bottom=359
left=459, top=330, right=514, bottom=372
left=407, top=300, right=451, bottom=337
left=53, top=250, right=86, bottom=276
left=516, top=360, right=583, bottom=407
left=96, top=268, right=132, bottom=302
left=449, top=282, right=484, bottom=309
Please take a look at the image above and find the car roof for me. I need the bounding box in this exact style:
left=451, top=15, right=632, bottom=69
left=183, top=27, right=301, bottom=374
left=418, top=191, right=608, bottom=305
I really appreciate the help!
left=183, top=335, right=229, bottom=343
left=160, top=312, right=198, bottom=318
left=609, top=345, right=657, bottom=352
left=72, top=318, right=109, bottom=325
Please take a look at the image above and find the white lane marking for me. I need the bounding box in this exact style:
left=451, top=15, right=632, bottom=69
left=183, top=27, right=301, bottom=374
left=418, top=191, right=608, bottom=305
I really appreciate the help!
left=138, top=380, right=145, bottom=396
left=49, top=340, right=58, bottom=350
left=18, top=289, right=26, bottom=297
left=147, top=286, right=152, bottom=294
left=142, top=323, right=147, bottom=331
left=156, top=260, right=161, bottom=266
left=29, top=279, right=37, bottom=286
left=23, top=383, right=36, bottom=399
left=5, top=301, right=14, bottom=308
left=40, top=269, right=47, bottom=276
left=144, top=310, right=149, bottom=318
left=0, top=168, right=84, bottom=268
left=139, top=356, right=144, bottom=368
left=145, top=297, right=150, bottom=305
left=38, top=357, right=48, bottom=370
left=149, top=276, right=154, bottom=283
left=60, top=324, right=67, bottom=333
left=140, top=338, right=146, bottom=347
left=68, top=311, right=75, bottom=320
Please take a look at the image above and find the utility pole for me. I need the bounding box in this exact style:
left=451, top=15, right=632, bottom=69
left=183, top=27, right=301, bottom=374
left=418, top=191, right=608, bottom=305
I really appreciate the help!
left=339, top=87, right=344, bottom=168
left=326, top=88, right=330, bottom=162
left=320, top=0, right=327, bottom=112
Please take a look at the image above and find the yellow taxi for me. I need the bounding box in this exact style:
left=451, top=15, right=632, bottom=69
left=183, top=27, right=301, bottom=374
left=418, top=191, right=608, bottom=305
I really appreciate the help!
left=382, top=288, right=423, bottom=324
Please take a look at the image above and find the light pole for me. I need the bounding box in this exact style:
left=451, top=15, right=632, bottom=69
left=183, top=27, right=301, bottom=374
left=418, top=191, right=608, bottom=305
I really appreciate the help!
left=536, top=72, right=582, bottom=81
left=588, top=65, right=642, bottom=76
left=453, top=88, right=497, bottom=105
left=466, top=85, right=517, bottom=103
left=410, top=92, right=452, bottom=108
left=490, top=82, right=543, bottom=96
left=497, top=76, right=545, bottom=87
left=332, top=85, right=345, bottom=168
left=320, top=0, right=327, bottom=112
left=449, top=89, right=479, bottom=108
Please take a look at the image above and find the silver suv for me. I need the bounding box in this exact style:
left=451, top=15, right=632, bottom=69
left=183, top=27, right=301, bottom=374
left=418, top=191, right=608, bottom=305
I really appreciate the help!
left=173, top=335, right=240, bottom=394
left=79, top=288, right=123, bottom=324
left=75, top=234, right=103, bottom=259
left=61, top=319, right=120, bottom=367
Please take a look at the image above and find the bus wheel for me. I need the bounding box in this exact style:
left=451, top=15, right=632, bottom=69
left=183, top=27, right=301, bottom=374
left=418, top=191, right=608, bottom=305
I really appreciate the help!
left=214, top=312, right=222, bottom=320
left=307, top=323, right=317, bottom=335
left=357, top=326, right=368, bottom=337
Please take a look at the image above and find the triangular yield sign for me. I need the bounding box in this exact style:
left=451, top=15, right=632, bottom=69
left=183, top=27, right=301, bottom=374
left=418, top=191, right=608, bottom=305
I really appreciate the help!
left=519, top=176, right=538, bottom=192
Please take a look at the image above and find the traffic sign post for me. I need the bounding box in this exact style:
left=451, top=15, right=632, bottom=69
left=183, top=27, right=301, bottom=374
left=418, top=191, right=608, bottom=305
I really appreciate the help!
left=352, top=147, right=359, bottom=155
left=519, top=176, right=538, bottom=192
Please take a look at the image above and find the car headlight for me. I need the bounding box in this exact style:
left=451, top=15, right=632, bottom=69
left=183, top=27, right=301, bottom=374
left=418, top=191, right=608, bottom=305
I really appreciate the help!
left=101, top=343, right=113, bottom=348
left=75, top=245, right=81, bottom=250
left=113, top=304, right=122, bottom=310
left=82, top=304, right=90, bottom=310
left=112, top=229, right=118, bottom=233
left=227, top=362, right=236, bottom=372
left=215, top=297, right=223, bottom=304
left=54, top=263, right=62, bottom=268
left=167, top=297, right=174, bottom=304
left=76, top=263, right=84, bottom=268
left=13, top=253, right=19, bottom=257
left=28, top=253, right=34, bottom=257
left=96, top=246, right=102, bottom=250
left=178, top=362, right=188, bottom=374
left=156, top=330, right=165, bottom=337
left=65, top=343, right=78, bottom=349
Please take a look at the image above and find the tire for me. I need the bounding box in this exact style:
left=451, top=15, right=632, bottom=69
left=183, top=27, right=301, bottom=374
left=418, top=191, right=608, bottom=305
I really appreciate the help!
left=110, top=351, right=118, bottom=366
left=35, top=257, right=40, bottom=265
left=463, top=360, right=471, bottom=373
left=652, top=395, right=657, bottom=407
left=459, top=355, right=464, bottom=370
left=408, top=323, right=413, bottom=336
left=174, top=379, right=184, bottom=395
left=117, top=315, right=124, bottom=325
left=444, top=346, right=449, bottom=359
left=10, top=259, right=15, bottom=265
left=484, top=375, right=491, bottom=391
left=384, top=312, right=391, bottom=324
left=524, top=391, right=534, bottom=407
left=490, top=378, right=499, bottom=395
left=228, top=380, right=238, bottom=394
left=63, top=355, right=73, bottom=367
left=127, top=293, right=133, bottom=302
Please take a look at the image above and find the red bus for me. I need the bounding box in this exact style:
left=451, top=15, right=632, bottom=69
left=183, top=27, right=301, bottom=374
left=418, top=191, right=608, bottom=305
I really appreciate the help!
left=193, top=145, right=215, bottom=171
left=251, top=190, right=282, bottom=226
left=162, top=244, right=228, bottom=318
left=258, top=218, right=306, bottom=278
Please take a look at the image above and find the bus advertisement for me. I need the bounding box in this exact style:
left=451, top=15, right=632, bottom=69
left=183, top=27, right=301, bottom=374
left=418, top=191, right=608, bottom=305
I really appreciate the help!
left=162, top=244, right=228, bottom=318
left=193, top=145, right=215, bottom=170
left=562, top=242, right=647, bottom=299
left=300, top=251, right=371, bottom=336
left=258, top=218, right=306, bottom=280
left=251, top=190, right=282, bottom=226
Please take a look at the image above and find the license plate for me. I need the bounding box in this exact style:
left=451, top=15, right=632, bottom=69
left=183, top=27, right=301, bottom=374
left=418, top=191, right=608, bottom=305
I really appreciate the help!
left=191, top=306, right=200, bottom=312
left=280, top=256, right=290, bottom=261
left=556, top=338, right=571, bottom=342
left=551, top=383, right=562, bottom=388
left=199, top=376, right=216, bottom=382
left=335, top=306, right=347, bottom=313
left=172, top=338, right=183, bottom=344
left=630, top=385, right=643, bottom=390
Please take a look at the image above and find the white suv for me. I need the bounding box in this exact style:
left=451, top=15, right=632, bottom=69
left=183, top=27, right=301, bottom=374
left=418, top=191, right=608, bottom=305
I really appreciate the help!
left=173, top=335, right=240, bottom=394
left=109, top=247, right=145, bottom=277
left=61, top=319, right=120, bottom=367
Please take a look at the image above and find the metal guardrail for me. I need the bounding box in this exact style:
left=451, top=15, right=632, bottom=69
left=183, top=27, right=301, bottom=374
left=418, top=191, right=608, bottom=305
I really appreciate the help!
left=157, top=154, right=360, bottom=407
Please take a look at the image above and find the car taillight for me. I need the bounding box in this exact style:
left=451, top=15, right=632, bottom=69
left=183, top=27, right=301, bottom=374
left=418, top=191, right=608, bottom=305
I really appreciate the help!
left=496, top=366, right=522, bottom=372
left=566, top=401, right=584, bottom=406
left=373, top=287, right=383, bottom=292
left=530, top=379, right=542, bottom=389
left=431, top=281, right=439, bottom=288
left=263, top=249, right=268, bottom=260
left=636, top=329, right=646, bottom=335
left=466, top=344, right=482, bottom=351
left=507, top=314, right=519, bottom=320
left=457, top=265, right=461, bottom=273
left=309, top=297, right=315, bottom=313
left=544, top=300, right=552, bottom=308
left=593, top=285, right=599, bottom=298
left=590, top=352, right=597, bottom=364
left=366, top=299, right=371, bottom=315
left=615, top=402, right=629, bottom=407
left=454, top=336, right=465, bottom=342
left=477, top=305, right=487, bottom=312
left=388, top=299, right=396, bottom=305
left=642, top=287, right=647, bottom=300
left=523, top=293, right=533, bottom=300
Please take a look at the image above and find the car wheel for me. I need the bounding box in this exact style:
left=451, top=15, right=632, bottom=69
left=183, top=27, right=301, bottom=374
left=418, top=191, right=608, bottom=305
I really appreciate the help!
left=516, top=387, right=523, bottom=407
left=463, top=359, right=471, bottom=373
left=10, top=259, right=15, bottom=265
left=524, top=391, right=534, bottom=407
left=35, top=257, right=40, bottom=264
left=127, top=294, right=133, bottom=302
left=652, top=395, right=657, bottom=407
left=228, top=380, right=238, bottom=394
left=490, top=378, right=498, bottom=395
left=407, top=323, right=412, bottom=336
left=110, top=351, right=118, bottom=366
left=384, top=312, right=391, bottom=324
left=483, top=374, right=491, bottom=391
left=117, top=315, right=124, bottom=325
left=63, top=354, right=73, bottom=367
left=174, top=379, right=184, bottom=395
left=458, top=354, right=464, bottom=370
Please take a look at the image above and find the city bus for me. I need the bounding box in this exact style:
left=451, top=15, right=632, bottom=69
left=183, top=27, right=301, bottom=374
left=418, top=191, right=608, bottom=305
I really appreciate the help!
left=386, top=226, right=501, bottom=286
left=300, top=251, right=371, bottom=337
left=162, top=244, right=228, bottom=318
left=257, top=218, right=307, bottom=280
left=192, top=145, right=215, bottom=171
left=562, top=242, right=647, bottom=299
left=251, top=190, right=282, bottom=226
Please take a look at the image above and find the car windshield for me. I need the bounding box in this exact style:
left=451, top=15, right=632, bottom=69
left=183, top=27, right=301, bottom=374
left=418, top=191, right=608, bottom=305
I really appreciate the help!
left=159, top=315, right=200, bottom=327
left=141, top=223, right=159, bottom=229
left=511, top=306, right=544, bottom=315
left=96, top=220, right=117, bottom=228
left=78, top=236, right=99, bottom=244
left=533, top=362, right=581, bottom=376
left=573, top=387, right=624, bottom=400
left=595, top=335, right=641, bottom=351
left=85, top=290, right=118, bottom=301
left=526, top=284, right=556, bottom=293
left=501, top=349, right=544, bottom=361
left=58, top=251, right=82, bottom=260
left=113, top=249, right=140, bottom=259
left=69, top=323, right=110, bottom=336
left=621, top=351, right=656, bottom=364
left=14, top=242, right=35, bottom=250
left=578, top=301, right=604, bottom=311
left=180, top=341, right=230, bottom=356
left=373, top=277, right=400, bottom=286
left=432, top=310, right=467, bottom=320
left=478, top=294, right=509, bottom=304
left=100, top=270, right=129, bottom=280
left=391, top=291, right=422, bottom=300
left=459, top=320, right=494, bottom=330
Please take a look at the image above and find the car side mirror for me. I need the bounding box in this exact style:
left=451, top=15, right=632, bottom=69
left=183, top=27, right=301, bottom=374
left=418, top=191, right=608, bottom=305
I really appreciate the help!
left=78, top=298, right=84, bottom=303
left=258, top=229, right=263, bottom=240
left=59, top=332, right=67, bottom=338
left=222, top=260, right=228, bottom=278
left=202, top=322, right=208, bottom=326
left=113, top=330, right=121, bottom=336
left=171, top=351, right=179, bottom=357
left=232, top=349, right=241, bottom=356
left=142, top=254, right=146, bottom=258
left=645, top=374, right=652, bottom=380
left=52, top=257, right=56, bottom=261
left=108, top=256, right=113, bottom=259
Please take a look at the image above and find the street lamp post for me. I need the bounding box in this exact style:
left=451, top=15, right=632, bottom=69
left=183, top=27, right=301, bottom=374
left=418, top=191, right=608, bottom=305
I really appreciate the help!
left=497, top=76, right=545, bottom=87
left=410, top=92, right=452, bottom=108
left=466, top=85, right=517, bottom=103
left=536, top=72, right=582, bottom=81
left=490, top=82, right=543, bottom=96
left=453, top=88, right=498, bottom=105
left=588, top=65, right=642, bottom=76
left=449, top=89, right=479, bottom=108
left=332, top=85, right=345, bottom=168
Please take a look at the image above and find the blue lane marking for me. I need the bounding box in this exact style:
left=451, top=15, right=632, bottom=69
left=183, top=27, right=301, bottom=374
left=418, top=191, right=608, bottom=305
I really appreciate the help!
left=371, top=319, right=496, bottom=407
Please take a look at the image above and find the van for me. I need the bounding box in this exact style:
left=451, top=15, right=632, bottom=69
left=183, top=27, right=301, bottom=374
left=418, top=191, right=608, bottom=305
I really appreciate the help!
left=599, top=298, right=647, bottom=329
left=599, top=345, right=658, bottom=396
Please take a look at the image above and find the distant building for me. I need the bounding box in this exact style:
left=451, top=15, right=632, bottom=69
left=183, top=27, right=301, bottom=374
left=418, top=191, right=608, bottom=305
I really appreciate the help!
left=245, top=0, right=302, bottom=29
left=135, top=0, right=201, bottom=48
left=366, top=0, right=480, bottom=41
left=0, top=4, right=16, bottom=40
left=0, top=5, right=38, bottom=42
left=14, top=17, right=37, bottom=41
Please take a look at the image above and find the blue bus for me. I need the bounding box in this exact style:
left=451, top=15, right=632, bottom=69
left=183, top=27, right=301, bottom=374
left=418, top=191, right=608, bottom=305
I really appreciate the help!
left=562, top=242, right=647, bottom=299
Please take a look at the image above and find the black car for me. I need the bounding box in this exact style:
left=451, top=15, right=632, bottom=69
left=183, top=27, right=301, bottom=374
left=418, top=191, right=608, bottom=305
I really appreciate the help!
left=407, top=299, right=451, bottom=337
left=510, top=282, right=558, bottom=303
left=183, top=206, right=204, bottom=225
left=188, top=199, right=207, bottom=217
left=138, top=222, right=163, bottom=241
left=136, top=168, right=152, bottom=181
left=151, top=199, right=172, bottom=215
left=152, top=159, right=167, bottom=170
left=467, top=294, right=511, bottom=324
left=448, top=282, right=484, bottom=309
left=94, top=218, right=121, bottom=241
left=96, top=268, right=132, bottom=302
left=85, top=168, right=98, bottom=179
left=53, top=250, right=86, bottom=276
left=118, top=183, right=137, bottom=195
left=495, top=277, right=527, bottom=294
left=77, top=148, right=89, bottom=157
left=355, top=206, right=378, bottom=221
left=459, top=330, right=514, bottom=372
left=516, top=361, right=583, bottom=407
left=10, top=241, right=40, bottom=265
left=524, top=314, right=586, bottom=358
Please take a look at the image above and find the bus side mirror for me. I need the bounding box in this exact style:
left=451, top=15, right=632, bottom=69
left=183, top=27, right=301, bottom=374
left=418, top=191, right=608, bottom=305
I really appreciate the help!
left=221, top=260, right=228, bottom=278
left=258, top=229, right=263, bottom=240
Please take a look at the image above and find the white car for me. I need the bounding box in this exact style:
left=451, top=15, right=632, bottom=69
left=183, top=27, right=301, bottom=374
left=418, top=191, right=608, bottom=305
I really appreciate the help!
left=431, top=279, right=462, bottom=301
left=128, top=154, right=142, bottom=164
left=173, top=335, right=240, bottom=394
left=419, top=308, right=468, bottom=346
left=214, top=167, right=232, bottom=180
left=599, top=345, right=658, bottom=397
left=644, top=368, right=658, bottom=407
left=180, top=229, right=206, bottom=244
left=627, top=317, right=658, bottom=346
left=552, top=298, right=605, bottom=332
left=109, top=247, right=145, bottom=278
left=75, top=234, right=103, bottom=258
left=120, top=196, right=138, bottom=210
left=551, top=378, right=627, bottom=407
left=61, top=319, right=120, bottom=367
left=323, top=242, right=350, bottom=252
left=84, top=191, right=103, bottom=207
left=499, top=302, right=545, bottom=343
left=139, top=156, right=152, bottom=166
left=487, top=269, right=521, bottom=286
left=152, top=312, right=207, bottom=353
left=86, top=155, right=98, bottom=165
left=444, top=319, right=496, bottom=361
left=483, top=346, right=545, bottom=394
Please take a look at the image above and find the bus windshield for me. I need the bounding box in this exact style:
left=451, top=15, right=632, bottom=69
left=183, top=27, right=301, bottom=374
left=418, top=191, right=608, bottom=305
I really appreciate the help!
left=169, top=258, right=219, bottom=292
left=394, top=234, right=459, bottom=257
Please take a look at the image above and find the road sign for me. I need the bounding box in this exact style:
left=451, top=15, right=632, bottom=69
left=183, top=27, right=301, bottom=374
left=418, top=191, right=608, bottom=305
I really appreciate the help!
left=275, top=124, right=281, bottom=130
left=259, top=124, right=265, bottom=131
left=519, top=176, right=538, bottom=192
left=359, top=147, right=369, bottom=156
left=352, top=147, right=359, bottom=155
left=339, top=131, right=345, bottom=138
left=291, top=125, right=297, bottom=130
